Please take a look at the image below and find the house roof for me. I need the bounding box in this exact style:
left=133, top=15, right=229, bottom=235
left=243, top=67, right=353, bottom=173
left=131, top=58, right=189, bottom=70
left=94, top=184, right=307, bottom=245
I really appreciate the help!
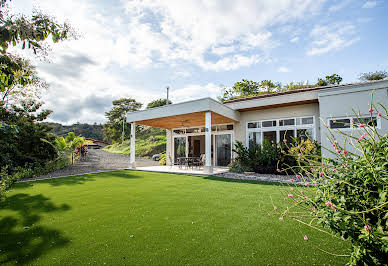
left=222, top=79, right=388, bottom=104
left=126, top=97, right=240, bottom=129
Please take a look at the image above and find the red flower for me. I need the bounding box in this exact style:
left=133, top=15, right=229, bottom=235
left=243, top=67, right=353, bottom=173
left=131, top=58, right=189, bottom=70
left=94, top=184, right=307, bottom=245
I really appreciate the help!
left=288, top=194, right=293, bottom=198
left=378, top=112, right=382, bottom=117
left=342, top=150, right=348, bottom=155
left=325, top=201, right=332, bottom=207
left=364, top=225, right=371, bottom=231
left=276, top=168, right=281, bottom=173
left=319, top=172, right=323, bottom=177
left=296, top=175, right=301, bottom=179
left=305, top=183, right=310, bottom=187
left=359, top=124, right=365, bottom=128
left=369, top=108, right=373, bottom=113
left=304, top=235, right=308, bottom=241
left=336, top=150, right=341, bottom=154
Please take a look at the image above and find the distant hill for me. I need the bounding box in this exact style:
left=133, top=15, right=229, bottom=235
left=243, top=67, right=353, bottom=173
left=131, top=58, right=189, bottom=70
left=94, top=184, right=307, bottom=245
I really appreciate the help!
left=44, top=122, right=105, bottom=141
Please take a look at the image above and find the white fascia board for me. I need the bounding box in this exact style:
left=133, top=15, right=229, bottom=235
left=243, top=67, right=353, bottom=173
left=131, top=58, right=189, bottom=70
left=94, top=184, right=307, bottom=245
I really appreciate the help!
left=223, top=91, right=319, bottom=110
left=127, top=97, right=240, bottom=122
left=318, top=80, right=388, bottom=98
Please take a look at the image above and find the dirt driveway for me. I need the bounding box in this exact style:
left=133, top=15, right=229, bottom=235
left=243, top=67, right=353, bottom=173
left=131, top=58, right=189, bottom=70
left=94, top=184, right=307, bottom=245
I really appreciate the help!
left=26, top=149, right=159, bottom=181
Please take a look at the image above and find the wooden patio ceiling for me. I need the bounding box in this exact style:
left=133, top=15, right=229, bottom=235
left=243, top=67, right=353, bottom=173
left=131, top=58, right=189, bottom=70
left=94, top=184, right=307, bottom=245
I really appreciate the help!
left=135, top=111, right=236, bottom=129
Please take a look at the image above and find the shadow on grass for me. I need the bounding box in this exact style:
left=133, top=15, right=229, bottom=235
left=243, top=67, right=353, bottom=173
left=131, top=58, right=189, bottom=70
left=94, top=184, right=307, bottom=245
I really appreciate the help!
left=14, top=170, right=142, bottom=188
left=0, top=194, right=70, bottom=264
left=203, top=175, right=285, bottom=186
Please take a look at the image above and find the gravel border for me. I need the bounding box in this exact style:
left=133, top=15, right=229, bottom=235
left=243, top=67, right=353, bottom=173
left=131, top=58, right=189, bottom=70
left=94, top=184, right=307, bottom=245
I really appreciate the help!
left=214, top=172, right=310, bottom=185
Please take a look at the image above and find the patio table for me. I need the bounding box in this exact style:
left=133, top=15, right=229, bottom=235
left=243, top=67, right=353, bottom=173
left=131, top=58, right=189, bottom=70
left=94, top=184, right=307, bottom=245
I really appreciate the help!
left=177, top=157, right=200, bottom=169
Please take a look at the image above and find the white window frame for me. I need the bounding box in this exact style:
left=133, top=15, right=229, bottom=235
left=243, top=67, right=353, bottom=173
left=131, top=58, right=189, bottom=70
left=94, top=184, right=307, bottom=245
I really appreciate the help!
left=327, top=116, right=381, bottom=131
left=246, top=116, right=316, bottom=148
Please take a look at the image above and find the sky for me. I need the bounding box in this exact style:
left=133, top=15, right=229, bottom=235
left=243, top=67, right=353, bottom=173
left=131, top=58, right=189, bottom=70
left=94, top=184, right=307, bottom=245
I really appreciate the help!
left=6, top=0, right=388, bottom=124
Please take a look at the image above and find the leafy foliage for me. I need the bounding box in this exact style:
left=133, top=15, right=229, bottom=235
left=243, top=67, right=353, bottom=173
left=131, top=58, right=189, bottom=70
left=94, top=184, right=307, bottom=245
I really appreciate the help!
left=316, top=74, right=343, bottom=87
left=146, top=98, right=172, bottom=109
left=103, top=98, right=142, bottom=143
left=159, top=153, right=167, bottom=165
left=44, top=122, right=104, bottom=140
left=359, top=70, right=388, bottom=81
left=276, top=102, right=387, bottom=265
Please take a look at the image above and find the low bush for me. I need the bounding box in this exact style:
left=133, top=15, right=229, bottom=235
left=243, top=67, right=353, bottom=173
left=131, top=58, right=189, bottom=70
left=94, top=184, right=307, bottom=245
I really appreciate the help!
left=276, top=103, right=387, bottom=265
left=159, top=154, right=166, bottom=166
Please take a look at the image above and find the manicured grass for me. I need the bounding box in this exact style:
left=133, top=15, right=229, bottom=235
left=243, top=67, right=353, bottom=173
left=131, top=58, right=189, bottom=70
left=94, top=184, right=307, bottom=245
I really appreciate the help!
left=0, top=171, right=350, bottom=265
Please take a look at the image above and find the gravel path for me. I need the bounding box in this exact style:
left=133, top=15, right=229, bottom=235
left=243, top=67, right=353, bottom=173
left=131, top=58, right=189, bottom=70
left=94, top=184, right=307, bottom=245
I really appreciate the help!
left=21, top=149, right=158, bottom=182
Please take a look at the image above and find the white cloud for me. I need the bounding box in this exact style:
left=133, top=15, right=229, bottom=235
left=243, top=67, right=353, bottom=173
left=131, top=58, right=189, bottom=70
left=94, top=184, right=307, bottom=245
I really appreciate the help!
left=278, top=67, right=290, bottom=73
left=328, top=0, right=353, bottom=12
left=290, top=37, right=300, bottom=43
left=170, top=83, right=221, bottom=102
left=307, top=22, right=360, bottom=56
left=362, top=1, right=377, bottom=8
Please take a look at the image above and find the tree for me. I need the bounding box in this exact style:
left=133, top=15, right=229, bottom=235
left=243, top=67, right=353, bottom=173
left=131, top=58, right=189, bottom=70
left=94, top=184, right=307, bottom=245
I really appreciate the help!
left=316, top=74, right=343, bottom=86
left=146, top=98, right=172, bottom=109
left=359, top=70, right=388, bottom=81
left=103, top=98, right=142, bottom=143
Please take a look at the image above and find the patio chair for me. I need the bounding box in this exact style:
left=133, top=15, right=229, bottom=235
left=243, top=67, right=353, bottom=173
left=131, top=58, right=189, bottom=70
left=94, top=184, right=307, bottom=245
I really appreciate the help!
left=192, top=154, right=205, bottom=169
left=168, top=155, right=180, bottom=169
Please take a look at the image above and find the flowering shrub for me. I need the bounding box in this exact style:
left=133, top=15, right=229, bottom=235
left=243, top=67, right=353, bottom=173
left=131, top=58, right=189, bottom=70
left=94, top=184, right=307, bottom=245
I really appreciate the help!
left=275, top=103, right=388, bottom=265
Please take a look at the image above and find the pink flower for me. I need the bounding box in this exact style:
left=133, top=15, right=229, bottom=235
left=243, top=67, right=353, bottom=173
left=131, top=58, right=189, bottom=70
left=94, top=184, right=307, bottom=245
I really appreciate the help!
left=305, top=183, right=310, bottom=187
left=369, top=108, right=373, bottom=113
left=359, top=135, right=365, bottom=141
left=293, top=199, right=298, bottom=202
left=311, top=168, right=315, bottom=172
left=290, top=179, right=294, bottom=183
left=344, top=164, right=348, bottom=168
left=359, top=124, right=365, bottom=128
left=320, top=165, right=324, bottom=169
left=283, top=139, right=287, bottom=143
left=290, top=187, right=294, bottom=191
left=301, top=147, right=305, bottom=151
left=333, top=120, right=337, bottom=123
left=319, top=172, right=324, bottom=177
left=342, top=150, right=348, bottom=155
left=304, top=235, right=308, bottom=241
left=336, top=150, right=341, bottom=154
left=298, top=153, right=302, bottom=157
left=348, top=141, right=351, bottom=145
left=364, top=225, right=371, bottom=231
left=283, top=197, right=287, bottom=201
left=279, top=217, right=283, bottom=221
left=300, top=191, right=304, bottom=194
left=301, top=158, right=305, bottom=161
left=274, top=206, right=278, bottom=210
left=331, top=205, right=336, bottom=210
left=296, top=175, right=301, bottom=179
left=378, top=112, right=382, bottom=117
left=276, top=169, right=281, bottom=173
left=288, top=194, right=294, bottom=198
left=312, top=207, right=316, bottom=211
left=304, top=196, right=308, bottom=199
left=325, top=201, right=332, bottom=207
left=326, top=168, right=330, bottom=173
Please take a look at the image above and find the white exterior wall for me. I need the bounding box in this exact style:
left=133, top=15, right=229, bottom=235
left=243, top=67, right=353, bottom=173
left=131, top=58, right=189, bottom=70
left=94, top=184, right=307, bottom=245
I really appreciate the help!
left=233, top=103, right=320, bottom=145
left=318, top=85, right=388, bottom=157
left=166, top=129, right=173, bottom=166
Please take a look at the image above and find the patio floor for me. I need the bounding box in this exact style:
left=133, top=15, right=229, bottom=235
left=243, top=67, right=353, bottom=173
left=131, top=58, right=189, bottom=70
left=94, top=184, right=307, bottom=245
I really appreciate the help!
left=131, top=165, right=228, bottom=175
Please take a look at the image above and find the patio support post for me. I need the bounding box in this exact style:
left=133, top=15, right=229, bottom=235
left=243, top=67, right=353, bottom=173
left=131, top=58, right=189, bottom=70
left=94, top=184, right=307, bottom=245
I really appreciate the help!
left=129, top=122, right=136, bottom=169
left=204, top=111, right=213, bottom=174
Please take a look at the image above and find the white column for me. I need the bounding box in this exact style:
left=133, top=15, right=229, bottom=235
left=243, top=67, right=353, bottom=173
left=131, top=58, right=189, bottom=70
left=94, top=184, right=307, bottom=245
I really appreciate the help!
left=204, top=112, right=213, bottom=174
left=129, top=122, right=136, bottom=169
left=166, top=129, right=172, bottom=166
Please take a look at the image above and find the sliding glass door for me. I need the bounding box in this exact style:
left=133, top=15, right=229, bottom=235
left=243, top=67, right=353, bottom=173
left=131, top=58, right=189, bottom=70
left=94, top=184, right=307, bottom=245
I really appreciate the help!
left=174, top=137, right=186, bottom=163
left=215, top=134, right=232, bottom=167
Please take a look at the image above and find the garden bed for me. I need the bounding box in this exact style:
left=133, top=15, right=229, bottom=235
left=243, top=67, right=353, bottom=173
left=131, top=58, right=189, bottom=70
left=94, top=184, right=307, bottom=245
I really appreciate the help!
left=215, top=171, right=311, bottom=185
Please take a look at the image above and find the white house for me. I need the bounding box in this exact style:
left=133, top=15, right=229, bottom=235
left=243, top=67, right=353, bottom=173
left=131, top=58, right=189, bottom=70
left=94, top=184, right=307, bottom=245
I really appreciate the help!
left=127, top=79, right=388, bottom=173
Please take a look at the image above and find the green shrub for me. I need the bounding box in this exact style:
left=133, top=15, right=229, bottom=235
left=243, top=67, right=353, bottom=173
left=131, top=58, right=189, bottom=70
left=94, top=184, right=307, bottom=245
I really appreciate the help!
left=159, top=154, right=167, bottom=166
left=278, top=104, right=388, bottom=265
left=228, top=161, right=253, bottom=173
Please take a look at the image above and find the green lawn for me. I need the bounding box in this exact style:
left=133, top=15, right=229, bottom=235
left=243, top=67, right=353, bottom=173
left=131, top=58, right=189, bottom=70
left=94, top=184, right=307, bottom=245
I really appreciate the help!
left=0, top=171, right=350, bottom=265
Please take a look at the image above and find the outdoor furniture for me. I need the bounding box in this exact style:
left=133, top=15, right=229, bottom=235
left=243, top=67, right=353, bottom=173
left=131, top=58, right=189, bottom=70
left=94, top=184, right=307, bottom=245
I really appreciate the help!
left=192, top=154, right=205, bottom=169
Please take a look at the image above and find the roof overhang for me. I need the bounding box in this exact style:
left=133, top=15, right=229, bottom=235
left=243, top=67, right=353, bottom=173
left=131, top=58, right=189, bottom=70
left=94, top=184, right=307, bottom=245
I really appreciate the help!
left=223, top=90, right=319, bottom=112
left=127, top=98, right=240, bottom=129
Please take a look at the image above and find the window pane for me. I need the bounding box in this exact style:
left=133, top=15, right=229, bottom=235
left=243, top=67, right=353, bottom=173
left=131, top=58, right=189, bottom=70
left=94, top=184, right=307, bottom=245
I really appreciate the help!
left=200, top=127, right=206, bottom=132
left=186, top=128, right=195, bottom=133
left=248, top=132, right=261, bottom=148
left=262, top=120, right=276, bottom=127
left=174, top=137, right=186, bottom=163
left=297, top=128, right=313, bottom=140
left=211, top=126, right=217, bottom=131
left=280, top=130, right=295, bottom=143
left=248, top=122, right=257, bottom=128
left=354, top=117, right=377, bottom=127
left=330, top=119, right=351, bottom=129
left=173, top=129, right=185, bottom=134
left=263, top=131, right=277, bottom=144
left=302, top=117, right=314, bottom=125
left=279, top=118, right=295, bottom=126
left=226, top=124, right=234, bottom=130
left=217, top=125, right=228, bottom=131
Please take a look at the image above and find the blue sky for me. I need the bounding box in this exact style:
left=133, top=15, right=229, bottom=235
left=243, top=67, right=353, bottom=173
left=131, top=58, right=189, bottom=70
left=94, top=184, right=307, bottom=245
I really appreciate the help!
left=7, top=0, right=388, bottom=124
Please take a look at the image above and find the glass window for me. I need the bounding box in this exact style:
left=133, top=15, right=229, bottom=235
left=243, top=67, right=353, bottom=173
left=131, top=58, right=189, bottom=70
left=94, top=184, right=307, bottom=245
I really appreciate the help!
left=354, top=117, right=377, bottom=127
left=329, top=119, right=351, bottom=129
left=263, top=131, right=277, bottom=144
left=279, top=118, right=295, bottom=126
left=173, top=129, right=185, bottom=134
left=297, top=128, right=313, bottom=141
left=248, top=132, right=261, bottom=148
left=174, top=137, right=186, bottom=163
left=217, top=125, right=228, bottom=131
left=200, top=127, right=206, bottom=132
left=185, top=128, right=195, bottom=133
left=248, top=122, right=257, bottom=128
left=302, top=117, right=314, bottom=125
left=226, top=124, right=234, bottom=130
left=280, top=130, right=295, bottom=143
left=262, top=120, right=276, bottom=127
left=211, top=126, right=217, bottom=131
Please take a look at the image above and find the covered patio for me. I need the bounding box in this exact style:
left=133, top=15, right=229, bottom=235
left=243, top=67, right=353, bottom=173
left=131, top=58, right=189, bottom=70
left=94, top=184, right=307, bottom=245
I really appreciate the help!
left=126, top=98, right=240, bottom=174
